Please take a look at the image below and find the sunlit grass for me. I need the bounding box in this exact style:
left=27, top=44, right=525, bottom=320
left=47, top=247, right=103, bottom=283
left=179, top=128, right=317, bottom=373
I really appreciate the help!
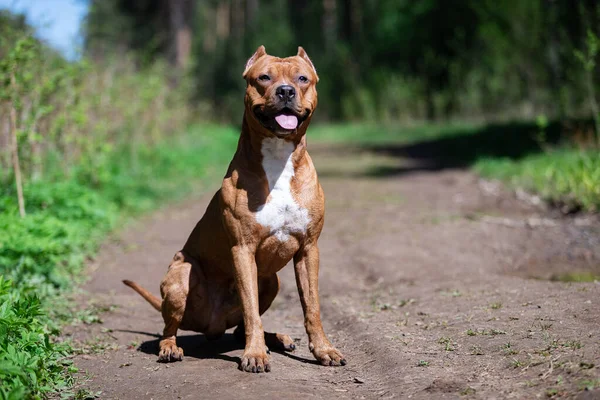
left=475, top=149, right=600, bottom=212
left=309, top=122, right=481, bottom=144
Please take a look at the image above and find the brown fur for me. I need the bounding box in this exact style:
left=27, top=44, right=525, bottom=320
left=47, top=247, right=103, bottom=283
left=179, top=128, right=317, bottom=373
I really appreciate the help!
left=123, top=46, right=345, bottom=373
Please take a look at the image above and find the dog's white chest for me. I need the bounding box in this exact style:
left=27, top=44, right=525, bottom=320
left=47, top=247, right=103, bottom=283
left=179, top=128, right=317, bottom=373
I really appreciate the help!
left=255, top=138, right=310, bottom=242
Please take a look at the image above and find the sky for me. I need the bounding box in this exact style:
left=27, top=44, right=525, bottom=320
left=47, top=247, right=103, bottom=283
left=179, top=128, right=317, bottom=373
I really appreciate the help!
left=0, top=0, right=89, bottom=59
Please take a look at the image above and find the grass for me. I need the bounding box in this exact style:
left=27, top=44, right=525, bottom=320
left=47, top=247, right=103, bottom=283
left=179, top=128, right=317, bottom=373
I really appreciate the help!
left=0, top=124, right=238, bottom=398
left=309, top=122, right=481, bottom=145
left=549, top=272, right=600, bottom=283
left=476, top=149, right=600, bottom=212
left=309, top=121, right=600, bottom=212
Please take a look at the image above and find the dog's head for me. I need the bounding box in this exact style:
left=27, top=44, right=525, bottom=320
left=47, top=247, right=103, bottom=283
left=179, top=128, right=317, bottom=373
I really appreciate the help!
left=243, top=46, right=318, bottom=138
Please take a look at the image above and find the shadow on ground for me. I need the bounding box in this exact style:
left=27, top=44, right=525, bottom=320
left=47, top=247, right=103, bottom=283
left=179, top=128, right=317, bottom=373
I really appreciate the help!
left=318, top=120, right=565, bottom=178
left=131, top=331, right=319, bottom=366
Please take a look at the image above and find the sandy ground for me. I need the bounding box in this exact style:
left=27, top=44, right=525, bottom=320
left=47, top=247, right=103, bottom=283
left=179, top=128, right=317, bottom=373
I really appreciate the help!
left=67, top=142, right=600, bottom=399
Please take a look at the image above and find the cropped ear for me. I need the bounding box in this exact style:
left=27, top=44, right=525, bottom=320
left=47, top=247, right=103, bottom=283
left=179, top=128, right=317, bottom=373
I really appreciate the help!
left=242, top=45, right=267, bottom=78
left=297, top=46, right=319, bottom=82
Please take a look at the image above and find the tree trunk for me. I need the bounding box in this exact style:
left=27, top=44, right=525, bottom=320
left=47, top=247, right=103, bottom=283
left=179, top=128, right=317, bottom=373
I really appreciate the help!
left=9, top=73, right=26, bottom=218
left=169, top=0, right=193, bottom=69
left=322, top=0, right=337, bottom=52
left=216, top=0, right=231, bottom=40
left=246, top=0, right=259, bottom=30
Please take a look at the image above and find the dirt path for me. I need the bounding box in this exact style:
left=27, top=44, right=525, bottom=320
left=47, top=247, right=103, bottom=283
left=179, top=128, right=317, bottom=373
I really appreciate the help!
left=70, top=142, right=600, bottom=399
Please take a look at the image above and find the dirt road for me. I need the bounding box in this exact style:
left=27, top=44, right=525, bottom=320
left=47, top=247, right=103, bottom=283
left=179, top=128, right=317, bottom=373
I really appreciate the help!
left=70, top=142, right=600, bottom=399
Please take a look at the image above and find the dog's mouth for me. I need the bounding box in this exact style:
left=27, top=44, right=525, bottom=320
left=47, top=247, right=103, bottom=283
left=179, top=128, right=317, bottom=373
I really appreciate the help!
left=253, top=106, right=310, bottom=134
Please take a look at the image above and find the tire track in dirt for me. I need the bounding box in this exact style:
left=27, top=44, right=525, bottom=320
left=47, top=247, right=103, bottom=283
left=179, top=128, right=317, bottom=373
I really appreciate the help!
left=70, top=143, right=600, bottom=399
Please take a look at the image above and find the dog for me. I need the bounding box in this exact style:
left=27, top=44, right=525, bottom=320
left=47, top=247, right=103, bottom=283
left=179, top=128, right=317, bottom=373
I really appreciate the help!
left=123, top=46, right=346, bottom=373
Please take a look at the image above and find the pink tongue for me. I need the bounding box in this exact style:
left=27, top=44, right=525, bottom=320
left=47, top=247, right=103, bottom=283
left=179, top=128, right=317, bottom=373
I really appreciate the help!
left=274, top=114, right=298, bottom=130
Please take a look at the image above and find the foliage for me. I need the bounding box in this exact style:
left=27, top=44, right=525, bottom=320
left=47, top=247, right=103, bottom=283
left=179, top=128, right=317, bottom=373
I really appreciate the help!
left=86, top=0, right=600, bottom=124
left=0, top=124, right=237, bottom=398
left=0, top=13, right=237, bottom=398
left=0, top=277, right=75, bottom=399
left=574, top=27, right=600, bottom=146
left=0, top=27, right=191, bottom=189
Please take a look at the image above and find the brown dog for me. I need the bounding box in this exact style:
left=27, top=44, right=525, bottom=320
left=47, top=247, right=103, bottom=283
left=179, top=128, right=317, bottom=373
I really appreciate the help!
left=123, top=46, right=346, bottom=373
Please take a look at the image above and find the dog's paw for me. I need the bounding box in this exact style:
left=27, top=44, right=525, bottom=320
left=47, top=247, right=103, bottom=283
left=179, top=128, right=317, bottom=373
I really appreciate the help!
left=265, top=332, right=296, bottom=352
left=239, top=351, right=271, bottom=373
left=310, top=344, right=346, bottom=366
left=277, top=333, right=296, bottom=352
left=158, top=342, right=184, bottom=363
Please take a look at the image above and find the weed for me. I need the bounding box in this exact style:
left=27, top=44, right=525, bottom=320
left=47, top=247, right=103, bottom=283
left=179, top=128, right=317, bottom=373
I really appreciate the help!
left=503, top=342, right=519, bottom=356
left=438, top=337, right=455, bottom=351
left=0, top=277, right=76, bottom=397
left=578, top=379, right=600, bottom=391
left=417, top=360, right=430, bottom=367
left=74, top=389, right=103, bottom=399
left=511, top=358, right=524, bottom=369
left=460, top=387, right=476, bottom=396
left=563, top=340, right=583, bottom=350
left=490, top=302, right=502, bottom=310
left=466, top=329, right=477, bottom=336
left=398, top=298, right=416, bottom=307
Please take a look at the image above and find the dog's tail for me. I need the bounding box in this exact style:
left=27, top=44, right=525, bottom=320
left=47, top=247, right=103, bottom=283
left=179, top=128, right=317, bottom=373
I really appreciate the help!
left=122, top=280, right=161, bottom=312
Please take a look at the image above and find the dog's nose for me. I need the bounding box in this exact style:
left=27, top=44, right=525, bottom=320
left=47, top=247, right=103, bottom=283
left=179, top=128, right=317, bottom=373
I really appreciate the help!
left=276, top=85, right=295, bottom=102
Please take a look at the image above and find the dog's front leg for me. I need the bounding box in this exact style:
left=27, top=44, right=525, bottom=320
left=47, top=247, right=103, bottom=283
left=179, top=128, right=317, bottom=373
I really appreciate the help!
left=294, top=244, right=346, bottom=366
left=232, top=245, right=270, bottom=373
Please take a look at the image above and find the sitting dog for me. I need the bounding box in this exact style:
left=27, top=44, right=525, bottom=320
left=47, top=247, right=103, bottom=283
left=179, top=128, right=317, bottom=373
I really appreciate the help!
left=123, top=46, right=346, bottom=373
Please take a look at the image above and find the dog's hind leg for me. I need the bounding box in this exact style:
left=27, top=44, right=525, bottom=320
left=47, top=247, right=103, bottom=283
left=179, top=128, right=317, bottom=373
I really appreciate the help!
left=157, top=252, right=192, bottom=362
left=234, top=274, right=296, bottom=352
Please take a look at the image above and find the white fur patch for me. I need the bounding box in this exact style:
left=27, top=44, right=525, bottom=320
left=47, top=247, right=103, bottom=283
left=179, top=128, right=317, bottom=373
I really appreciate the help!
left=256, top=138, right=310, bottom=241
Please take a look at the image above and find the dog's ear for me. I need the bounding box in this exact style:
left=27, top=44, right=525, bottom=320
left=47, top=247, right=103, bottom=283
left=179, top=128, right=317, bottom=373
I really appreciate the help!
left=297, top=46, right=319, bottom=82
left=243, top=45, right=267, bottom=78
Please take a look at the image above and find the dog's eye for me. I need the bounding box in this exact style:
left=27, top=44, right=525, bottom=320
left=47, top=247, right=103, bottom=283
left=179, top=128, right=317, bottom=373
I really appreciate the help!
left=258, top=74, right=270, bottom=81
left=298, top=76, right=308, bottom=83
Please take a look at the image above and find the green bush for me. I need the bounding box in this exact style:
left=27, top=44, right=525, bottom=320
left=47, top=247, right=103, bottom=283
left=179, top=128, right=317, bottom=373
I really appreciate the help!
left=0, top=277, right=75, bottom=399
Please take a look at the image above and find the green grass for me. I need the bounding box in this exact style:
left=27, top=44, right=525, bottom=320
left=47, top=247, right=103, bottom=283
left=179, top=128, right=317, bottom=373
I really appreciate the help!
left=309, top=122, right=481, bottom=145
left=0, top=124, right=238, bottom=398
left=549, top=271, right=600, bottom=282
left=475, top=149, right=600, bottom=212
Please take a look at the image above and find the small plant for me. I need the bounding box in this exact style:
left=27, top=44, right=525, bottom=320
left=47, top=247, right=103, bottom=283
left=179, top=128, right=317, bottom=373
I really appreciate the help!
left=563, top=340, right=582, bottom=350
left=466, top=329, right=477, bottom=336
left=398, top=298, right=416, bottom=307
left=489, top=302, right=502, bottom=310
left=502, top=342, right=519, bottom=356
left=438, top=337, right=455, bottom=351
left=417, top=360, right=430, bottom=367
left=470, top=346, right=484, bottom=355
left=74, top=389, right=103, bottom=399
left=578, top=379, right=600, bottom=391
